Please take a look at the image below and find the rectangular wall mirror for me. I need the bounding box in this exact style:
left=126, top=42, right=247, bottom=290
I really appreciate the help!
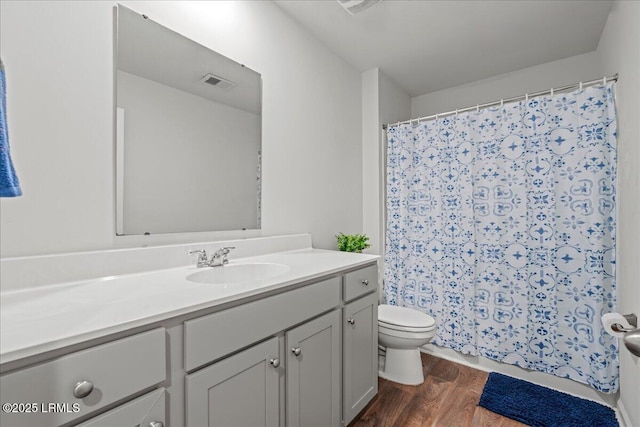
left=115, top=5, right=262, bottom=236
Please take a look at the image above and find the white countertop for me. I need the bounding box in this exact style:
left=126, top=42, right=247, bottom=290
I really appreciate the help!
left=0, top=248, right=378, bottom=365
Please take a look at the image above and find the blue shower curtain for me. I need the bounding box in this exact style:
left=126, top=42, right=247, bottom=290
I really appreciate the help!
left=384, top=83, right=618, bottom=392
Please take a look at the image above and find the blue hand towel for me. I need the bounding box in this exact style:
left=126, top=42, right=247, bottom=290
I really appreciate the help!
left=0, top=58, right=22, bottom=197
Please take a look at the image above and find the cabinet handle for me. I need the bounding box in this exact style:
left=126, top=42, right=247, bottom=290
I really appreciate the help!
left=291, top=347, right=301, bottom=356
left=361, top=279, right=369, bottom=286
left=73, top=380, right=94, bottom=398
left=270, top=358, right=280, bottom=368
left=149, top=422, right=164, bottom=427
left=347, top=318, right=355, bottom=325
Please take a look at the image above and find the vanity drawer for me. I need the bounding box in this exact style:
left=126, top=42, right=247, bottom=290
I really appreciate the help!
left=344, top=264, right=377, bottom=302
left=76, top=388, right=165, bottom=427
left=184, top=277, right=341, bottom=371
left=0, top=328, right=166, bottom=427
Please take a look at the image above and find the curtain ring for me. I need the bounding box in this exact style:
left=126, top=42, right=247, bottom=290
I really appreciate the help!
left=500, top=99, right=504, bottom=107
left=455, top=108, right=458, bottom=117
left=476, top=104, right=479, bottom=113
left=550, top=88, right=554, bottom=96
left=603, top=76, right=607, bottom=85
left=525, top=93, right=528, bottom=102
left=435, top=113, right=439, bottom=120
left=579, top=81, right=583, bottom=90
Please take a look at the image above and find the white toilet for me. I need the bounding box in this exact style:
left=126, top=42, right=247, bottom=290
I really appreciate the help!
left=378, top=304, right=436, bottom=385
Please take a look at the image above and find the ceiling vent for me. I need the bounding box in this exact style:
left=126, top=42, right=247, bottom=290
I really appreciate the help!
left=200, top=73, right=236, bottom=91
left=336, top=0, right=381, bottom=15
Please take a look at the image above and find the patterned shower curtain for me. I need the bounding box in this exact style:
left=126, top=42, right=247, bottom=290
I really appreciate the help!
left=384, top=83, right=618, bottom=392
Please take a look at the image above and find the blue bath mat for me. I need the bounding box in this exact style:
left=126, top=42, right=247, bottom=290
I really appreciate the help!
left=478, top=372, right=618, bottom=427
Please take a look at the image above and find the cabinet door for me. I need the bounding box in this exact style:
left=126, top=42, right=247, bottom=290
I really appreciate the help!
left=185, top=337, right=280, bottom=427
left=77, top=388, right=165, bottom=427
left=343, top=293, right=378, bottom=425
left=286, top=309, right=341, bottom=427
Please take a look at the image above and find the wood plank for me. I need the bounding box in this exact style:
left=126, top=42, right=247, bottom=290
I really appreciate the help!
left=350, top=353, right=527, bottom=427
left=351, top=378, right=414, bottom=427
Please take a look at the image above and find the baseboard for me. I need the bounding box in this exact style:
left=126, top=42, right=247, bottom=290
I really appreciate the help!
left=419, top=344, right=618, bottom=408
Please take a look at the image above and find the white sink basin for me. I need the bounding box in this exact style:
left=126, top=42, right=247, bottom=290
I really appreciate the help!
left=186, top=263, right=290, bottom=285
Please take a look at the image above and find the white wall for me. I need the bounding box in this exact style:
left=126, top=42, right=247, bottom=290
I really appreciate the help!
left=117, top=71, right=259, bottom=234
left=362, top=69, right=410, bottom=257
left=377, top=72, right=411, bottom=257
left=362, top=69, right=381, bottom=255
left=596, top=2, right=640, bottom=426
left=412, top=51, right=602, bottom=117
left=0, top=0, right=362, bottom=257
left=362, top=68, right=410, bottom=298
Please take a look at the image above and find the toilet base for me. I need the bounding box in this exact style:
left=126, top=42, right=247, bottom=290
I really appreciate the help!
left=378, top=347, right=424, bottom=385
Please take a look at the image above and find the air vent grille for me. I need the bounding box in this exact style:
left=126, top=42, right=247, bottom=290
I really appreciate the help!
left=200, top=73, right=236, bottom=90
left=336, top=0, right=381, bottom=15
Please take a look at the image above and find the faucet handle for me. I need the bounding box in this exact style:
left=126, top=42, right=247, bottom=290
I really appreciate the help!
left=214, top=246, right=235, bottom=256
left=189, top=249, right=209, bottom=268
left=211, top=246, right=235, bottom=266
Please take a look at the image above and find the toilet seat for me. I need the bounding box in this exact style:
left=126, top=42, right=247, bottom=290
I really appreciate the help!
left=378, top=304, right=435, bottom=332
left=378, top=321, right=435, bottom=333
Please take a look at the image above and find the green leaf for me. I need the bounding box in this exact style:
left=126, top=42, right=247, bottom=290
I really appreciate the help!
left=335, top=232, right=371, bottom=252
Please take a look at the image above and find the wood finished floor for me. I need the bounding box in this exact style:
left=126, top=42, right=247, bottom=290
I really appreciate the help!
left=350, top=353, right=528, bottom=427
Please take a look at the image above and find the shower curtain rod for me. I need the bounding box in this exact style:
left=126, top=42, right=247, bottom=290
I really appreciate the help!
left=382, top=74, right=618, bottom=129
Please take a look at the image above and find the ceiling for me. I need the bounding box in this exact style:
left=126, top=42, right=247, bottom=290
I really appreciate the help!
left=274, top=0, right=613, bottom=97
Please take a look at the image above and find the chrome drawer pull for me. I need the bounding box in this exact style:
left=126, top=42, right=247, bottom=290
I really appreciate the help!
left=347, top=318, right=355, bottom=325
left=149, top=422, right=164, bottom=427
left=73, top=380, right=94, bottom=398
left=291, top=347, right=301, bottom=356
left=270, top=358, right=280, bottom=368
left=361, top=279, right=369, bottom=286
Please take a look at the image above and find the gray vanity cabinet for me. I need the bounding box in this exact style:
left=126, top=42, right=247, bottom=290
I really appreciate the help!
left=0, top=328, right=166, bottom=427
left=181, top=264, right=377, bottom=427
left=286, top=309, right=341, bottom=427
left=185, top=337, right=280, bottom=427
left=343, top=292, right=379, bottom=425
left=1, top=262, right=379, bottom=427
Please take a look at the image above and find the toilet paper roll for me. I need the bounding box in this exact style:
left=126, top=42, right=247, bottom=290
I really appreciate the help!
left=601, top=313, right=633, bottom=338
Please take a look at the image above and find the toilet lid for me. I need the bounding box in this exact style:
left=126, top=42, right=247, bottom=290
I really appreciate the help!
left=378, top=304, right=435, bottom=329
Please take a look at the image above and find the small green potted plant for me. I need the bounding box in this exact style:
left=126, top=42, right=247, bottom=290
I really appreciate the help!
left=336, top=232, right=371, bottom=253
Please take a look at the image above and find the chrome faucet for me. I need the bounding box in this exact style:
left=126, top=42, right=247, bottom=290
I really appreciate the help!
left=189, top=247, right=235, bottom=268
left=209, top=246, right=235, bottom=267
